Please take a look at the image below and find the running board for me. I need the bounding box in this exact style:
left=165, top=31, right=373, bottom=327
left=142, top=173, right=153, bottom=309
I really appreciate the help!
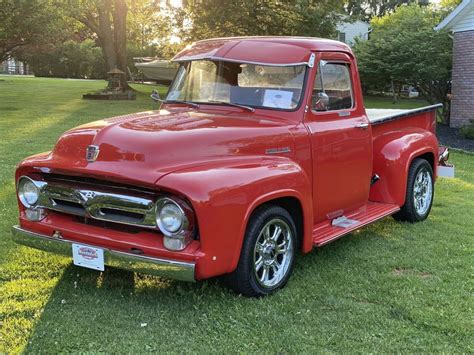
left=313, top=202, right=400, bottom=247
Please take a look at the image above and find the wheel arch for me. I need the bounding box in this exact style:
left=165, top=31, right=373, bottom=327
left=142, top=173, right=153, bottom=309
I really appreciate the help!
left=370, top=129, right=438, bottom=206
left=156, top=156, right=313, bottom=279
left=411, top=151, right=435, bottom=175
left=243, top=194, right=310, bottom=255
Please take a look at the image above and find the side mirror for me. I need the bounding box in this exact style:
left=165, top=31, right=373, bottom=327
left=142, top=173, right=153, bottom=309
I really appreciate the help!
left=315, top=92, right=330, bottom=111
left=151, top=89, right=164, bottom=103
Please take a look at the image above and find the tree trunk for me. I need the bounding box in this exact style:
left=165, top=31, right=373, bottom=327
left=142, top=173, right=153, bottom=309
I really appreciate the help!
left=112, top=0, right=130, bottom=90
left=71, top=0, right=131, bottom=94
left=391, top=80, right=398, bottom=104
left=97, top=0, right=117, bottom=71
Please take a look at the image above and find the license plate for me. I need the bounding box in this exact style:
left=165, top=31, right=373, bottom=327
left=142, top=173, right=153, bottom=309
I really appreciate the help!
left=438, top=165, right=455, bottom=178
left=72, top=243, right=105, bottom=271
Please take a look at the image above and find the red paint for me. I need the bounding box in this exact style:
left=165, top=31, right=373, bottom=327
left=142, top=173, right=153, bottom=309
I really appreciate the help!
left=15, top=37, right=441, bottom=280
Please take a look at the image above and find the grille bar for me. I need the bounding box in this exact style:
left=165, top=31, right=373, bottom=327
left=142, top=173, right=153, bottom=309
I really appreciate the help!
left=33, top=179, right=158, bottom=229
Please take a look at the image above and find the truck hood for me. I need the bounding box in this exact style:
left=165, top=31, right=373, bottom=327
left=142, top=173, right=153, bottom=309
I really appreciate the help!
left=31, top=108, right=296, bottom=186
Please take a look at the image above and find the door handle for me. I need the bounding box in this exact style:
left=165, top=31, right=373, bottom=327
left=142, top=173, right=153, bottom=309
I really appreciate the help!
left=355, top=122, right=369, bottom=129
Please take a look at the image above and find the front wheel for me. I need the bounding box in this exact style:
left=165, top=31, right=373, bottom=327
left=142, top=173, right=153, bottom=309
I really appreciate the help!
left=394, top=158, right=434, bottom=222
left=225, top=205, right=297, bottom=297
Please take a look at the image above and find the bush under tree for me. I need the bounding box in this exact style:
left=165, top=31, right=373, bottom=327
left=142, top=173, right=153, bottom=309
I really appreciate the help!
left=353, top=4, right=453, bottom=124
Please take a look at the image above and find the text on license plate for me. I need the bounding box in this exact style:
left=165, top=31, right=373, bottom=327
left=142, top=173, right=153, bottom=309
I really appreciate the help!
left=72, top=243, right=105, bottom=271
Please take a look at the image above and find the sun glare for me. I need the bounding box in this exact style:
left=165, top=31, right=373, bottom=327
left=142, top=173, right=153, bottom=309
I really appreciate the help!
left=169, top=0, right=182, bottom=7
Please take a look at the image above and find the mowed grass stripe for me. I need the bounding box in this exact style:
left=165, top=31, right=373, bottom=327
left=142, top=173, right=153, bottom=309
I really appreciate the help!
left=0, top=76, right=472, bottom=353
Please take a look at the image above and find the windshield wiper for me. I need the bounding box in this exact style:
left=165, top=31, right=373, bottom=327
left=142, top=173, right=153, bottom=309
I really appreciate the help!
left=164, top=100, right=200, bottom=109
left=206, top=100, right=255, bottom=112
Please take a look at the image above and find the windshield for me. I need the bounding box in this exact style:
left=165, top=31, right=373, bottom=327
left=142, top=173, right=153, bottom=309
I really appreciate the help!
left=166, top=60, right=307, bottom=110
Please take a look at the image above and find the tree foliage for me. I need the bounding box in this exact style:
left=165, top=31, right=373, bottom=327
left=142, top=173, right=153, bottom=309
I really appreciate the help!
left=25, top=39, right=106, bottom=79
left=176, top=0, right=345, bottom=43
left=345, top=0, right=419, bottom=20
left=0, top=0, right=67, bottom=62
left=353, top=4, right=453, bottom=122
left=57, top=0, right=131, bottom=90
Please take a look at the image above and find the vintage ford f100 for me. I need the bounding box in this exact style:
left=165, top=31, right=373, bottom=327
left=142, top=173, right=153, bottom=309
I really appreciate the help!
left=12, top=37, right=451, bottom=296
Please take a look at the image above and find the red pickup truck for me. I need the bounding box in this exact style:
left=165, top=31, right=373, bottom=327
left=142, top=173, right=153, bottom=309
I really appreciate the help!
left=12, top=37, right=450, bottom=297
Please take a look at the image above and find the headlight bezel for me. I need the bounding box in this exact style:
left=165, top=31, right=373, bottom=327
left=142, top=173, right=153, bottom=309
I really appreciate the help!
left=17, top=176, right=40, bottom=208
left=155, top=197, right=191, bottom=237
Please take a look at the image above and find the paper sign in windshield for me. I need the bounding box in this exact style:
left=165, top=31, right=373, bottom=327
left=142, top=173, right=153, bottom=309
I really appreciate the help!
left=263, top=90, right=294, bottom=109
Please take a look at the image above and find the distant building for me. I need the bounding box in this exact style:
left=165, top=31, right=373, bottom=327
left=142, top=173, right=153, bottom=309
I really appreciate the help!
left=336, top=20, right=370, bottom=45
left=435, top=0, right=474, bottom=128
left=1, top=58, right=29, bottom=75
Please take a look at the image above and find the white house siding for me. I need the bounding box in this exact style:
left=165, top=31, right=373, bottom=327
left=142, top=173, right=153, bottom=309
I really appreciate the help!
left=336, top=21, right=370, bottom=45
left=451, top=10, right=474, bottom=32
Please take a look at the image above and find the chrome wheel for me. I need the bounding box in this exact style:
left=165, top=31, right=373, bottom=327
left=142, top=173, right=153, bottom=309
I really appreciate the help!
left=413, top=167, right=433, bottom=216
left=253, top=218, right=294, bottom=289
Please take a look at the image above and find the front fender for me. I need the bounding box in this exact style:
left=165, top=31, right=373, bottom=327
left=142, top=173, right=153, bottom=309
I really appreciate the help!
left=156, top=156, right=312, bottom=279
left=370, top=128, right=438, bottom=206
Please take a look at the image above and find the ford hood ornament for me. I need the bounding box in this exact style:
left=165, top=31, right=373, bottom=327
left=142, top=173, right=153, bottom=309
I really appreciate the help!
left=86, top=145, right=100, bottom=162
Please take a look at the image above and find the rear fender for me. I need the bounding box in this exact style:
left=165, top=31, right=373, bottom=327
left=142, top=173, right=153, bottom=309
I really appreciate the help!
left=156, top=156, right=312, bottom=279
left=370, top=128, right=438, bottom=206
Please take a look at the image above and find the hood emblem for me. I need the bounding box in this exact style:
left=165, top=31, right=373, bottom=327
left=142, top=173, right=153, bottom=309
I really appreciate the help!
left=265, top=147, right=291, bottom=155
left=78, top=191, right=97, bottom=201
left=86, top=145, right=100, bottom=162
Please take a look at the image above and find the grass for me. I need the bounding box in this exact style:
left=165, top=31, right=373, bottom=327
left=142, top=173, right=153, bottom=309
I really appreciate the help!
left=1, top=76, right=473, bottom=353
left=363, top=96, right=431, bottom=110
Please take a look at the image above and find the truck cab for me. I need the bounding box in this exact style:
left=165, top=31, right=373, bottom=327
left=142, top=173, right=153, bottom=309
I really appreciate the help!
left=12, top=37, right=449, bottom=297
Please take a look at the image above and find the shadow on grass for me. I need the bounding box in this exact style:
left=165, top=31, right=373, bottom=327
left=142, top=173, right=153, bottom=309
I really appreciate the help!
left=21, top=225, right=400, bottom=352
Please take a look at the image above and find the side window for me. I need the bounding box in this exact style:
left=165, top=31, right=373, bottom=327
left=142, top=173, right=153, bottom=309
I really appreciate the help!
left=312, top=62, right=353, bottom=112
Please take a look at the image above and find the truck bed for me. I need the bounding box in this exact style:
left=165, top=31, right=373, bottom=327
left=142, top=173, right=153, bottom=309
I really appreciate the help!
left=366, top=104, right=443, bottom=125
left=367, top=103, right=442, bottom=141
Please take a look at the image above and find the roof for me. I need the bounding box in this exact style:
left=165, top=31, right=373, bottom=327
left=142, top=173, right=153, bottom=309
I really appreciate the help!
left=172, top=36, right=352, bottom=66
left=435, top=0, right=474, bottom=32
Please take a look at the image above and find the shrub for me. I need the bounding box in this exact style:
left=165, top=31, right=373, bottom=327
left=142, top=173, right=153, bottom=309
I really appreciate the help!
left=27, top=39, right=106, bottom=79
left=460, top=120, right=474, bottom=140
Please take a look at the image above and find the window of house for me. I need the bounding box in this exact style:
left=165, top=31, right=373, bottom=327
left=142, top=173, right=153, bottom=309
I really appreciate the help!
left=312, top=62, right=353, bottom=112
left=337, top=32, right=346, bottom=43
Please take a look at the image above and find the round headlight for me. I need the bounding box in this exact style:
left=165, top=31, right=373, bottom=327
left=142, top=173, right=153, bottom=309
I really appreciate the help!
left=18, top=176, right=40, bottom=208
left=156, top=198, right=185, bottom=235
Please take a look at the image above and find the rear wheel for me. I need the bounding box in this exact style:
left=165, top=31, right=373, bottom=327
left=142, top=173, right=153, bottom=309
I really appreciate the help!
left=394, top=158, right=434, bottom=222
left=225, top=205, right=297, bottom=297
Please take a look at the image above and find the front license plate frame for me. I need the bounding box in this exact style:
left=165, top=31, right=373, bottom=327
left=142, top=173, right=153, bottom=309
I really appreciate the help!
left=72, top=243, right=105, bottom=271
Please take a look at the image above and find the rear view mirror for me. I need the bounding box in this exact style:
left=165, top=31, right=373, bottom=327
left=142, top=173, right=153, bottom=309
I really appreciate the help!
left=151, top=89, right=164, bottom=103
left=315, top=92, right=330, bottom=111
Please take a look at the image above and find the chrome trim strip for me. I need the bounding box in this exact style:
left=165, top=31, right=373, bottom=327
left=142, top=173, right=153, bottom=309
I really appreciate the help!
left=439, top=147, right=449, bottom=163
left=369, top=103, right=443, bottom=125
left=11, top=225, right=196, bottom=282
left=174, top=55, right=312, bottom=67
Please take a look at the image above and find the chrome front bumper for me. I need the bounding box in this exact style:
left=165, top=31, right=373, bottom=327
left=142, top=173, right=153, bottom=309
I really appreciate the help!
left=11, top=225, right=195, bottom=282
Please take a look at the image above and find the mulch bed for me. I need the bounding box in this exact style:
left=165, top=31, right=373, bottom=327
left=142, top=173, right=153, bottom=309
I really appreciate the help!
left=437, top=124, right=474, bottom=152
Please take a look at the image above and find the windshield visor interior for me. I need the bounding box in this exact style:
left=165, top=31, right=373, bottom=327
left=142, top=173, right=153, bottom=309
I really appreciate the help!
left=166, top=60, right=307, bottom=110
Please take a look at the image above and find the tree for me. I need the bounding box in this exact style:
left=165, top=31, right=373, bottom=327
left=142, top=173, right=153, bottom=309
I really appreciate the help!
left=345, top=0, right=419, bottom=20
left=61, top=0, right=131, bottom=91
left=127, top=0, right=181, bottom=60
left=176, top=0, right=345, bottom=43
left=24, top=39, right=106, bottom=79
left=353, top=4, right=453, bottom=123
left=0, top=0, right=64, bottom=62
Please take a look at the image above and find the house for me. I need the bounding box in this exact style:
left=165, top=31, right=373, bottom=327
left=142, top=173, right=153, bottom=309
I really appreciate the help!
left=336, top=20, right=370, bottom=45
left=435, top=0, right=474, bottom=128
left=1, top=58, right=29, bottom=75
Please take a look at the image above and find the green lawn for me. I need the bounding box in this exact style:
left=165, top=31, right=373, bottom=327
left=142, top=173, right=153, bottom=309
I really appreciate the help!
left=1, top=76, right=472, bottom=353
left=364, top=96, right=431, bottom=110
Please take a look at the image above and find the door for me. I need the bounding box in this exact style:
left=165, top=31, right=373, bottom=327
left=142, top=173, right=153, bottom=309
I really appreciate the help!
left=305, top=52, right=372, bottom=224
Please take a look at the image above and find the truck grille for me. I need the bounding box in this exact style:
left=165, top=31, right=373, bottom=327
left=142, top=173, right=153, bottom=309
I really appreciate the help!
left=33, top=176, right=158, bottom=229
